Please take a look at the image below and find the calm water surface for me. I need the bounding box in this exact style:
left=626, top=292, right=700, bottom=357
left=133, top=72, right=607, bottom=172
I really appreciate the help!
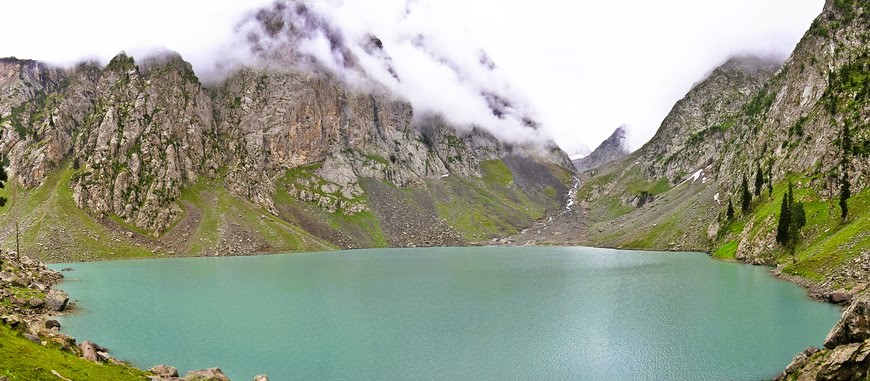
left=52, top=247, right=842, bottom=380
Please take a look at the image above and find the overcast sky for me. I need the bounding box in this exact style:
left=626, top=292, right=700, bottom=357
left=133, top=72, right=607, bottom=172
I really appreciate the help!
left=0, top=0, right=823, bottom=153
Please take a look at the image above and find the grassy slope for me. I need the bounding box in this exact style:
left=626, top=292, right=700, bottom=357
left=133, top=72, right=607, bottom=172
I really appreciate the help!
left=713, top=176, right=870, bottom=285
left=0, top=164, right=154, bottom=262
left=177, top=177, right=334, bottom=256
left=0, top=163, right=334, bottom=263
left=576, top=153, right=673, bottom=224
left=570, top=153, right=724, bottom=251
left=430, top=160, right=556, bottom=241
left=272, top=164, right=389, bottom=249
left=0, top=325, right=146, bottom=381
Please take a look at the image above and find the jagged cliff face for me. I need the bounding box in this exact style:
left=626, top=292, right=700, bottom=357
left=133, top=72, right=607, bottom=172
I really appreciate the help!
left=639, top=56, right=780, bottom=181
left=0, top=59, right=98, bottom=188
left=715, top=0, right=869, bottom=197
left=214, top=68, right=505, bottom=215
left=566, top=0, right=867, bottom=286
left=0, top=46, right=573, bottom=253
left=572, top=125, right=629, bottom=172
left=70, top=54, right=222, bottom=233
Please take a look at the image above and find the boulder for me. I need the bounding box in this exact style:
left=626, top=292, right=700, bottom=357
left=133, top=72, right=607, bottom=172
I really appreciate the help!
left=253, top=375, right=269, bottom=381
left=1, top=314, right=21, bottom=327
left=815, top=340, right=870, bottom=380
left=28, top=297, right=45, bottom=308
left=44, top=319, right=61, bottom=330
left=45, top=290, right=69, bottom=312
left=23, top=333, right=40, bottom=343
left=830, top=290, right=853, bottom=304
left=79, top=340, right=107, bottom=362
left=149, top=365, right=179, bottom=378
left=185, top=368, right=230, bottom=381
left=1, top=273, right=27, bottom=287
left=825, top=294, right=870, bottom=349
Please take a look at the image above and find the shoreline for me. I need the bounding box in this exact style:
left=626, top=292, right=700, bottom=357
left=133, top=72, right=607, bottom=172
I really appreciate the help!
left=7, top=243, right=864, bottom=380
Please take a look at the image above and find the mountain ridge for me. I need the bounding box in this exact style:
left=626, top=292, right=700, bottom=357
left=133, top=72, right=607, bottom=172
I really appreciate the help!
left=0, top=50, right=575, bottom=261
left=572, top=125, right=629, bottom=172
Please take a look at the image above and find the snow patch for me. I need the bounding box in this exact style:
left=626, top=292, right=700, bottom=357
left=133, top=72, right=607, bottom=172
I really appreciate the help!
left=569, top=153, right=587, bottom=161
left=677, top=169, right=705, bottom=187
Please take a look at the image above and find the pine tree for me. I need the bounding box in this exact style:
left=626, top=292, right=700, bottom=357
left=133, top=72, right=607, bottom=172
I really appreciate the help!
left=839, top=122, right=851, bottom=220
left=726, top=199, right=735, bottom=221
left=792, top=202, right=806, bottom=233
left=754, top=164, right=764, bottom=196
left=0, top=161, right=6, bottom=268
left=766, top=163, right=774, bottom=197
left=776, top=193, right=791, bottom=245
left=0, top=160, right=7, bottom=208
left=741, top=175, right=752, bottom=213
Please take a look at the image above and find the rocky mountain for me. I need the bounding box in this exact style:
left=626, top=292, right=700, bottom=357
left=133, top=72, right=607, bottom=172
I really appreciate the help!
left=513, top=0, right=868, bottom=293
left=508, top=2, right=867, bottom=376
left=0, top=46, right=573, bottom=261
left=572, top=125, right=629, bottom=172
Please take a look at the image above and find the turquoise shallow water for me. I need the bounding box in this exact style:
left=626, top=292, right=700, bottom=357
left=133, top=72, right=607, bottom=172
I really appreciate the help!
left=51, top=247, right=842, bottom=380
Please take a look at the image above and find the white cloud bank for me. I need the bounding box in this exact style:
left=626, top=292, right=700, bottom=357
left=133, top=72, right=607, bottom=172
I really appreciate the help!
left=0, top=0, right=824, bottom=152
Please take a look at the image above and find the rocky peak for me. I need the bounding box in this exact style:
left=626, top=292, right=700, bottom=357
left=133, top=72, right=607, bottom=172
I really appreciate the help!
left=573, top=125, right=629, bottom=172
left=72, top=52, right=220, bottom=234
left=637, top=55, right=780, bottom=181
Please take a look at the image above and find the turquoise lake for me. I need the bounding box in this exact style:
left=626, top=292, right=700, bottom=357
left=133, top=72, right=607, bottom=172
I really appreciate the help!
left=51, top=247, right=842, bottom=380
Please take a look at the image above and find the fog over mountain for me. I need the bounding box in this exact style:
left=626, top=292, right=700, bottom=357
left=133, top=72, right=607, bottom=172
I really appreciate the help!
left=0, top=0, right=823, bottom=151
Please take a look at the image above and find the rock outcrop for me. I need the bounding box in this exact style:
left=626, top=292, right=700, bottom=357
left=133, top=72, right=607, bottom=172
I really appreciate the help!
left=71, top=53, right=221, bottom=234
left=776, top=293, right=870, bottom=381
left=0, top=49, right=573, bottom=255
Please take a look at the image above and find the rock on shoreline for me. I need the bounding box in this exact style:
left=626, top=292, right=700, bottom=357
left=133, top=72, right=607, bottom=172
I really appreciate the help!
left=776, top=293, right=870, bottom=380
left=1, top=250, right=268, bottom=381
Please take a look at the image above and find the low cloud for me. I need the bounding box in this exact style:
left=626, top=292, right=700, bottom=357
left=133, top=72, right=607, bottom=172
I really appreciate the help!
left=0, top=0, right=824, bottom=152
left=224, top=0, right=549, bottom=145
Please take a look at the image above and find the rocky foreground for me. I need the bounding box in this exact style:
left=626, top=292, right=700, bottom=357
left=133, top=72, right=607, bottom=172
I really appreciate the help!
left=0, top=250, right=268, bottom=381
left=776, top=293, right=870, bottom=380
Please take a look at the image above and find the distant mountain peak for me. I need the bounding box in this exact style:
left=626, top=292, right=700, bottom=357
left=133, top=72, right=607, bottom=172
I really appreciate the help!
left=572, top=125, right=629, bottom=172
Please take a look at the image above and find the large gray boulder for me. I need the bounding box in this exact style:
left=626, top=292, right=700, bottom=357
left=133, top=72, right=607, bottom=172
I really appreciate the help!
left=45, top=290, right=69, bottom=312
left=825, top=294, right=870, bottom=349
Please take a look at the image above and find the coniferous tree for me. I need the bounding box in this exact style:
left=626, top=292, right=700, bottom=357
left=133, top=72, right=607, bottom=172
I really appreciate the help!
left=741, top=175, right=752, bottom=213
left=754, top=164, right=764, bottom=197
left=726, top=199, right=735, bottom=221
left=792, top=202, right=806, bottom=235
left=0, top=161, right=6, bottom=268
left=839, top=122, right=851, bottom=220
left=776, top=182, right=807, bottom=253
left=766, top=162, right=774, bottom=197
left=776, top=193, right=791, bottom=245
left=0, top=161, right=7, bottom=207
